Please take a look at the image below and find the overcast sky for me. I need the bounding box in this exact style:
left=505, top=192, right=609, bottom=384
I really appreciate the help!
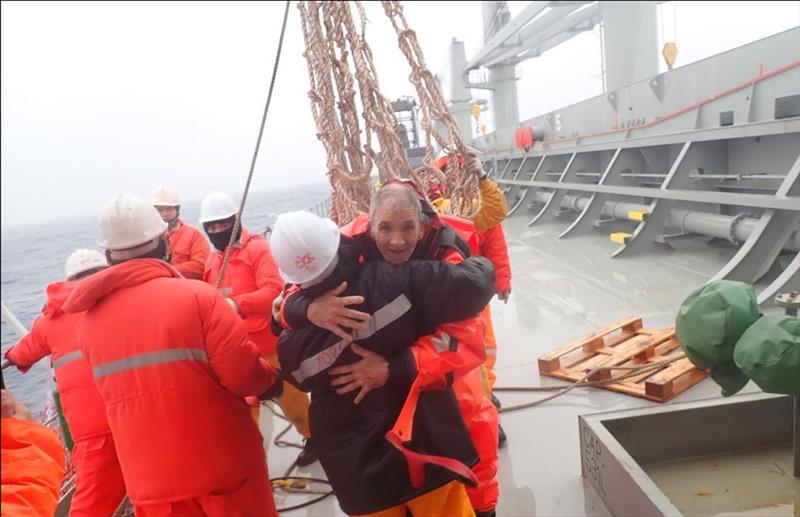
left=2, top=1, right=798, bottom=227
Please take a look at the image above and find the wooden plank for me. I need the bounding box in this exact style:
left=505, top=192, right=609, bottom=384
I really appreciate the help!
left=645, top=357, right=708, bottom=402
left=537, top=316, right=642, bottom=373
left=597, top=381, right=646, bottom=399
left=646, top=357, right=697, bottom=385
left=577, top=335, right=655, bottom=379
left=580, top=327, right=674, bottom=376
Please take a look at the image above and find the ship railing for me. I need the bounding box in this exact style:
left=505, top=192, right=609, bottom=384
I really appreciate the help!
left=261, top=195, right=331, bottom=238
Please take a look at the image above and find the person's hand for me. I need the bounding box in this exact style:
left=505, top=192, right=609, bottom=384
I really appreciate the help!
left=464, top=148, right=487, bottom=179
left=497, top=289, right=511, bottom=303
left=329, top=344, right=389, bottom=404
left=1, top=389, right=33, bottom=421
left=465, top=155, right=485, bottom=178
left=307, top=282, right=370, bottom=341
left=226, top=298, right=240, bottom=313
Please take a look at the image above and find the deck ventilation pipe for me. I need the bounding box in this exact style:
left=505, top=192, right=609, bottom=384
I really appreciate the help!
left=530, top=191, right=800, bottom=252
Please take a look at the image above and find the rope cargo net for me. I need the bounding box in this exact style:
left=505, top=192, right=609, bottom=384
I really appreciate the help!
left=298, top=0, right=481, bottom=225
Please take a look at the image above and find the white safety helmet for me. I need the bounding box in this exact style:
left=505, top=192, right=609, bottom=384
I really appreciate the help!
left=97, top=195, right=167, bottom=250
left=270, top=211, right=340, bottom=287
left=199, top=191, right=239, bottom=224
left=151, top=186, right=180, bottom=207
left=64, top=249, right=108, bottom=280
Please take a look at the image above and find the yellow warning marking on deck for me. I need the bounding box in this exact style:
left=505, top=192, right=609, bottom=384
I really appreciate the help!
left=627, top=210, right=648, bottom=221
left=610, top=232, right=632, bottom=244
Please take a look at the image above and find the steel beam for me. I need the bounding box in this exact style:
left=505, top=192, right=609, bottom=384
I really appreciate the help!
left=501, top=156, right=528, bottom=202
left=507, top=189, right=530, bottom=216
left=495, top=178, right=800, bottom=211
left=612, top=142, right=691, bottom=257
left=468, top=1, right=551, bottom=70
left=507, top=155, right=544, bottom=216
left=498, top=158, right=513, bottom=179
left=512, top=21, right=598, bottom=63
left=757, top=253, right=800, bottom=307
left=482, top=3, right=601, bottom=68
left=711, top=159, right=800, bottom=283
left=528, top=153, right=576, bottom=225
left=511, top=156, right=529, bottom=180
left=560, top=148, right=621, bottom=238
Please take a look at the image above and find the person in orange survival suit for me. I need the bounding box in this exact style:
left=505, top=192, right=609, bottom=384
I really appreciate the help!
left=5, top=249, right=126, bottom=517
left=278, top=181, right=500, bottom=517
left=199, top=191, right=315, bottom=467
left=151, top=186, right=210, bottom=280
left=63, top=195, right=281, bottom=517
left=430, top=153, right=512, bottom=446
left=1, top=387, right=65, bottom=517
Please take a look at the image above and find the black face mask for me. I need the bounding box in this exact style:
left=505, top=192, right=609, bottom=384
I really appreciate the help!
left=205, top=218, right=241, bottom=251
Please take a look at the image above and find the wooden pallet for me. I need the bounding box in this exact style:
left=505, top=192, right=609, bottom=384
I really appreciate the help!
left=537, top=317, right=708, bottom=402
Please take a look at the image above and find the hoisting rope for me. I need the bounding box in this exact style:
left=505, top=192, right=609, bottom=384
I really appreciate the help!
left=494, top=353, right=685, bottom=413
left=381, top=0, right=481, bottom=219
left=298, top=1, right=480, bottom=225
left=216, top=0, right=290, bottom=289
left=298, top=1, right=410, bottom=224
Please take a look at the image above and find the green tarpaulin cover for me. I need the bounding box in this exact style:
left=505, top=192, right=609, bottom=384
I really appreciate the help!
left=676, top=280, right=762, bottom=396
left=734, top=315, right=799, bottom=395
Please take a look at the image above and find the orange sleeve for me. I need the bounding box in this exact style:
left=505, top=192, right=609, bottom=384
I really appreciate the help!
left=277, top=284, right=302, bottom=330
left=473, top=177, right=508, bottom=233
left=5, top=318, right=51, bottom=373
left=231, top=240, right=284, bottom=319
left=173, top=229, right=209, bottom=280
left=480, top=224, right=511, bottom=292
left=410, top=317, right=487, bottom=390
left=409, top=247, right=487, bottom=390
left=1, top=417, right=65, bottom=517
left=201, top=287, right=276, bottom=397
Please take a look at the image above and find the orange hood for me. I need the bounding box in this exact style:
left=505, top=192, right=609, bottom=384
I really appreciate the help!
left=63, top=259, right=179, bottom=313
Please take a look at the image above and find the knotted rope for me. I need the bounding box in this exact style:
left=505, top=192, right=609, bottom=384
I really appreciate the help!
left=298, top=1, right=481, bottom=224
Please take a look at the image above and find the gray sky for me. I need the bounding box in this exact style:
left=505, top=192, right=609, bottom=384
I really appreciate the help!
left=2, top=1, right=798, bottom=227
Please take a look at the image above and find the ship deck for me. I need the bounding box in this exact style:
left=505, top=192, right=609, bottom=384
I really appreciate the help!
left=260, top=209, right=766, bottom=516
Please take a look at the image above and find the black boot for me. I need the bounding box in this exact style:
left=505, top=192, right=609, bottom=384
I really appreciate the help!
left=475, top=508, right=496, bottom=517
left=490, top=393, right=501, bottom=410
left=296, top=438, right=318, bottom=467
left=498, top=423, right=507, bottom=448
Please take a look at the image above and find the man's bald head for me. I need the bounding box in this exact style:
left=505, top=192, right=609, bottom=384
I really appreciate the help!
left=368, top=184, right=424, bottom=264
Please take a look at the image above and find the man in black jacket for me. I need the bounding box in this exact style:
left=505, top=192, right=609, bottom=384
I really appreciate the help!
left=270, top=206, right=495, bottom=517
